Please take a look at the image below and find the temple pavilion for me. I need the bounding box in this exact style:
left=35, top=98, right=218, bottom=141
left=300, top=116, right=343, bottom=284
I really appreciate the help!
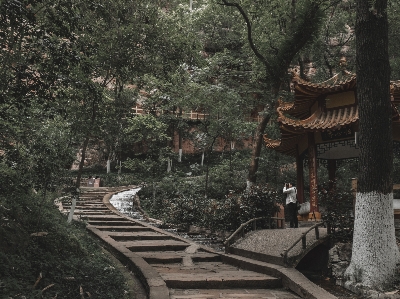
left=264, top=64, right=400, bottom=220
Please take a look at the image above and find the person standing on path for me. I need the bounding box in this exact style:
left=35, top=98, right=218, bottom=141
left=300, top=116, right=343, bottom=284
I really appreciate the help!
left=283, top=183, right=298, bottom=228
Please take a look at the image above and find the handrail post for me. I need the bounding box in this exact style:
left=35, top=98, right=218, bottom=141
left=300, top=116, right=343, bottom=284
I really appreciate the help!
left=253, top=220, right=257, bottom=231
left=282, top=249, right=288, bottom=265
left=302, top=234, right=307, bottom=249
left=315, top=226, right=320, bottom=240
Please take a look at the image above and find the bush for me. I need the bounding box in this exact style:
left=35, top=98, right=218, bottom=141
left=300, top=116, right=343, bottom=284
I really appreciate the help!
left=0, top=188, right=130, bottom=298
left=138, top=177, right=283, bottom=232
left=100, top=173, right=140, bottom=187
left=319, top=181, right=354, bottom=242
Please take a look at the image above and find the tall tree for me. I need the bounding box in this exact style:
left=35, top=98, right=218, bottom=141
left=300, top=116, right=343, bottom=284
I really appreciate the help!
left=344, top=0, right=400, bottom=289
left=219, top=0, right=326, bottom=188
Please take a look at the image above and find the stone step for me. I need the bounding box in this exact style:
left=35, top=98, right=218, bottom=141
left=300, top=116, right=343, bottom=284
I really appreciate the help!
left=136, top=252, right=221, bottom=264
left=95, top=225, right=151, bottom=232
left=125, top=240, right=190, bottom=252
left=160, top=272, right=281, bottom=289
left=74, top=210, right=113, bottom=215
left=169, top=288, right=299, bottom=298
left=63, top=201, right=105, bottom=206
left=88, top=221, right=134, bottom=226
left=108, top=232, right=176, bottom=241
left=85, top=215, right=129, bottom=221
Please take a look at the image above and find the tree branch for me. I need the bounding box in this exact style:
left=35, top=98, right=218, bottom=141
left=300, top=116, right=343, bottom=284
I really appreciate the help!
left=220, top=0, right=272, bottom=74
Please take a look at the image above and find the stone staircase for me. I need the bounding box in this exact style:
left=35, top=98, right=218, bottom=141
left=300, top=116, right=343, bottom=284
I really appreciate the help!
left=58, top=187, right=337, bottom=299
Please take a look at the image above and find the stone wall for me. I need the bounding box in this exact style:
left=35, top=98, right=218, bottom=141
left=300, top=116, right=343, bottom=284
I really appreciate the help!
left=328, top=242, right=352, bottom=285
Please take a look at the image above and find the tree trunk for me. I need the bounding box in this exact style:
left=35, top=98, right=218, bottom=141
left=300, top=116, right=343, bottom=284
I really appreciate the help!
left=178, top=129, right=182, bottom=162
left=68, top=97, right=98, bottom=223
left=167, top=157, right=172, bottom=172
left=68, top=135, right=90, bottom=223
left=246, top=114, right=270, bottom=189
left=107, top=159, right=111, bottom=173
left=344, top=0, right=399, bottom=289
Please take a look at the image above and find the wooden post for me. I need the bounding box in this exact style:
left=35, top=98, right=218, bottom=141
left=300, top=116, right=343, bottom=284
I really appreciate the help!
left=302, top=234, right=307, bottom=249
left=308, top=133, right=320, bottom=219
left=296, top=147, right=305, bottom=203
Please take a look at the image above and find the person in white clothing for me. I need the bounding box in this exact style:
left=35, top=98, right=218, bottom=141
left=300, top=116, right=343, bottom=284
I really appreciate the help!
left=283, top=183, right=298, bottom=228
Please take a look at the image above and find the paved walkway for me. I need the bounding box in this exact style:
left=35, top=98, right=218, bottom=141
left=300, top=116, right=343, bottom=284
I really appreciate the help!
left=57, top=187, right=337, bottom=299
left=230, top=227, right=329, bottom=266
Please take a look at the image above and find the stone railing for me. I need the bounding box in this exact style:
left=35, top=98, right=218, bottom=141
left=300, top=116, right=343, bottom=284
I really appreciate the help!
left=224, top=216, right=285, bottom=250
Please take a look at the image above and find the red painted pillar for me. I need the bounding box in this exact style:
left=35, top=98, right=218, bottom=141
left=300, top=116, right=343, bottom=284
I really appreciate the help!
left=308, top=133, right=320, bottom=218
left=296, top=147, right=304, bottom=204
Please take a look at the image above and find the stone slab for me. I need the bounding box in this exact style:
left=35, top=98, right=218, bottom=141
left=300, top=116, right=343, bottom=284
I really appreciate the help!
left=169, top=288, right=301, bottom=298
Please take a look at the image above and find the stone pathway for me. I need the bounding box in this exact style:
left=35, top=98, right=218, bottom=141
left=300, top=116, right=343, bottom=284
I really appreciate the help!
left=230, top=226, right=329, bottom=266
left=59, top=187, right=337, bottom=299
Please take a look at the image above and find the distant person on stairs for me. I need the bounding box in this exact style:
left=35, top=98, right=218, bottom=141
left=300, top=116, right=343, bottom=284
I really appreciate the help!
left=283, top=183, right=298, bottom=228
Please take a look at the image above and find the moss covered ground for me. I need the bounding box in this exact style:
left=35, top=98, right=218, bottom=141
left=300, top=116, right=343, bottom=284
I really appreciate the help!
left=0, top=191, right=135, bottom=299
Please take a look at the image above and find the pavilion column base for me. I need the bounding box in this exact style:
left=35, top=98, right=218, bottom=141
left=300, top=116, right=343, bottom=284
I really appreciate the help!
left=297, top=214, right=309, bottom=221
left=308, top=211, right=321, bottom=221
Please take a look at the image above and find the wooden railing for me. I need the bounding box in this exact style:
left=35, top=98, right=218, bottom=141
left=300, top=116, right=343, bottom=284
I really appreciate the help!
left=224, top=216, right=285, bottom=249
left=280, top=222, right=327, bottom=265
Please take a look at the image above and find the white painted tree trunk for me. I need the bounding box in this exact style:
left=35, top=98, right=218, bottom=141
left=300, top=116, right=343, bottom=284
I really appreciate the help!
left=178, top=149, right=182, bottom=162
left=167, top=158, right=172, bottom=172
left=344, top=192, right=400, bottom=289
left=201, top=151, right=204, bottom=166
left=107, top=159, right=111, bottom=173
left=67, top=197, right=76, bottom=223
left=246, top=179, right=253, bottom=192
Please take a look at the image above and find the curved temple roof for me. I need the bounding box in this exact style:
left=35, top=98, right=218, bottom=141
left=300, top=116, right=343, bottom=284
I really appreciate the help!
left=277, top=105, right=358, bottom=133
left=279, top=70, right=357, bottom=119
left=265, top=71, right=400, bottom=157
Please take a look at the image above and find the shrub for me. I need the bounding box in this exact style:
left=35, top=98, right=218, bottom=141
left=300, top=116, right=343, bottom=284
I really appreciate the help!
left=0, top=189, right=130, bottom=299
left=138, top=178, right=283, bottom=232
left=319, top=181, right=354, bottom=242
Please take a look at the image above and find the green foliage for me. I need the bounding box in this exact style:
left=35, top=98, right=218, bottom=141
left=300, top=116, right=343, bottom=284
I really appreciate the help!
left=388, top=1, right=400, bottom=80
left=138, top=169, right=282, bottom=232
left=319, top=181, right=354, bottom=242
left=0, top=189, right=129, bottom=299
left=123, top=114, right=172, bottom=184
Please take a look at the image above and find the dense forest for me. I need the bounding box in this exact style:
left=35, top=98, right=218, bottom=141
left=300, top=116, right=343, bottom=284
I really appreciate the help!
left=1, top=0, right=400, bottom=297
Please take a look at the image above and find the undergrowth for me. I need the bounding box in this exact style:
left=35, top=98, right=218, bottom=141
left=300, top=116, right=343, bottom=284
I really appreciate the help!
left=0, top=189, right=131, bottom=299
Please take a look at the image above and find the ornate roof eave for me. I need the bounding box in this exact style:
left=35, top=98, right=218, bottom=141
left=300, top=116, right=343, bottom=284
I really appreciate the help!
left=278, top=70, right=357, bottom=119
left=265, top=105, right=400, bottom=157
left=276, top=105, right=359, bottom=133
left=263, top=134, right=303, bottom=157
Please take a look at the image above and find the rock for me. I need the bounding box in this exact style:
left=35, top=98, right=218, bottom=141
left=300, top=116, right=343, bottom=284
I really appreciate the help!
left=332, top=261, right=349, bottom=278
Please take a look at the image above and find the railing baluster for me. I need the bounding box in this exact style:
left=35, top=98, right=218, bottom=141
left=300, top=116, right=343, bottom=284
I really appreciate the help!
left=315, top=226, right=320, bottom=239
left=253, top=220, right=257, bottom=231
left=282, top=249, right=288, bottom=265
left=302, top=234, right=307, bottom=249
